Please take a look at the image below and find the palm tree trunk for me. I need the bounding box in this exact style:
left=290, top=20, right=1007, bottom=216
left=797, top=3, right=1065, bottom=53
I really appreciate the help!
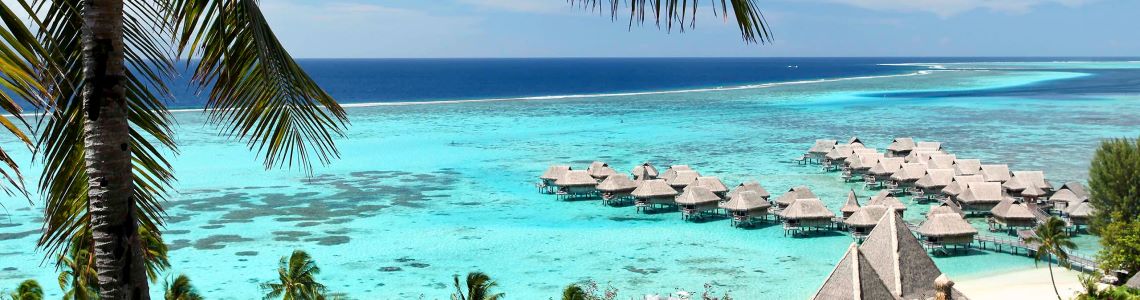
left=1048, top=256, right=1061, bottom=300
left=82, top=0, right=148, bottom=299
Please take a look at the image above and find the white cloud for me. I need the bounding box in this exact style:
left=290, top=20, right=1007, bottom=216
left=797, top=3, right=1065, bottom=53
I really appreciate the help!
left=824, top=0, right=1092, bottom=17
left=455, top=0, right=569, bottom=14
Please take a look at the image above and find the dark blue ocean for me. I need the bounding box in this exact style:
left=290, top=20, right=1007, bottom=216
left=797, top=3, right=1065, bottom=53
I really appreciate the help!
left=160, top=57, right=1140, bottom=108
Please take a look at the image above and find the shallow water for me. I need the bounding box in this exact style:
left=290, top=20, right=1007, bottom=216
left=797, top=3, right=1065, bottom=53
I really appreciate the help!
left=1, top=62, right=1139, bottom=299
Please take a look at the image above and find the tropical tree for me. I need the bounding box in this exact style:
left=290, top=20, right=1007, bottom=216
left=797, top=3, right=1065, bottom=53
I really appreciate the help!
left=7, top=280, right=44, bottom=300
left=58, top=246, right=99, bottom=300
left=261, top=250, right=327, bottom=300
left=562, top=284, right=588, bottom=300
left=1025, top=217, right=1079, bottom=300
left=1089, top=137, right=1140, bottom=275
left=0, top=1, right=772, bottom=299
left=451, top=272, right=504, bottom=300
left=163, top=274, right=203, bottom=300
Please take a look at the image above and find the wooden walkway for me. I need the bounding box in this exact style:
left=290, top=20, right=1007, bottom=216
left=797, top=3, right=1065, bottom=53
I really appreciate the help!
left=898, top=221, right=1098, bottom=272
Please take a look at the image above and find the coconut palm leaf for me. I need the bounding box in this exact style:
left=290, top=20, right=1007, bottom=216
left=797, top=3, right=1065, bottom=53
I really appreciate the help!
left=569, top=0, right=772, bottom=43
left=0, top=2, right=48, bottom=199
left=164, top=274, right=204, bottom=300
left=9, top=279, right=44, bottom=300
left=1024, top=217, right=1078, bottom=300
left=169, top=0, right=348, bottom=173
left=261, top=250, right=327, bottom=300
left=452, top=272, right=505, bottom=300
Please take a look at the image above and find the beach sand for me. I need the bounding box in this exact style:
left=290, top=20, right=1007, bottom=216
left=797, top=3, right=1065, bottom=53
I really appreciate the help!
left=957, top=266, right=1086, bottom=300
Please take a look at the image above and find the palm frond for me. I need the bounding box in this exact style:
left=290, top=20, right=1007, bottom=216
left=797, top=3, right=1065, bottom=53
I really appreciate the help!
left=170, top=0, right=347, bottom=174
left=0, top=1, right=50, bottom=199
left=569, top=0, right=773, bottom=43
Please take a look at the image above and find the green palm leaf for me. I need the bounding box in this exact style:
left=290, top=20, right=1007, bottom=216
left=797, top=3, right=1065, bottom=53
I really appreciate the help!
left=569, top=0, right=772, bottom=43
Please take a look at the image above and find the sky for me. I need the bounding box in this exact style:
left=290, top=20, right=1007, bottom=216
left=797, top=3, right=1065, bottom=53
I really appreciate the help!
left=257, top=0, right=1139, bottom=58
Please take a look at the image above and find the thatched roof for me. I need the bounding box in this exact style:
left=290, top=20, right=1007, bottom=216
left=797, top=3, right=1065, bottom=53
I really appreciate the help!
left=957, top=182, right=1004, bottom=204
left=775, top=186, right=818, bottom=206
left=887, top=137, right=916, bottom=152
left=1020, top=185, right=1047, bottom=197
left=666, top=170, right=701, bottom=187
left=1003, top=171, right=1050, bottom=191
left=728, top=181, right=771, bottom=199
left=868, top=190, right=907, bottom=211
left=587, top=166, right=620, bottom=178
left=778, top=198, right=834, bottom=220
left=860, top=210, right=955, bottom=299
left=810, top=139, right=839, bottom=154
left=929, top=201, right=964, bottom=217
left=1049, top=188, right=1085, bottom=204
left=841, top=189, right=861, bottom=214
left=694, top=176, right=729, bottom=194
left=811, top=243, right=897, bottom=300
left=941, top=175, right=985, bottom=196
left=631, top=179, right=678, bottom=198
left=1060, top=181, right=1089, bottom=198
left=845, top=205, right=890, bottom=227
left=1125, top=271, right=1140, bottom=289
left=952, top=159, right=982, bottom=176
left=915, top=169, right=956, bottom=189
left=1067, top=200, right=1094, bottom=218
left=918, top=214, right=977, bottom=237
left=848, top=136, right=864, bottom=145
left=926, top=154, right=958, bottom=169
left=540, top=165, right=571, bottom=180
left=659, top=165, right=693, bottom=181
left=850, top=153, right=885, bottom=170
left=827, top=144, right=856, bottom=160
left=890, top=163, right=928, bottom=182
left=915, top=141, right=942, bottom=150
left=588, top=161, right=608, bottom=172
left=631, top=163, right=660, bottom=179
left=675, top=186, right=721, bottom=205
left=980, top=164, right=1012, bottom=182
left=554, top=170, right=598, bottom=187
left=905, top=150, right=943, bottom=164
left=869, top=157, right=906, bottom=176
left=720, top=190, right=771, bottom=211
left=595, top=175, right=638, bottom=192
left=991, top=198, right=1036, bottom=220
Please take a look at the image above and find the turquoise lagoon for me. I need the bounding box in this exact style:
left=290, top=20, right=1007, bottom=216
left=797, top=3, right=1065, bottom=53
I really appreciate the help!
left=1, top=62, right=1140, bottom=299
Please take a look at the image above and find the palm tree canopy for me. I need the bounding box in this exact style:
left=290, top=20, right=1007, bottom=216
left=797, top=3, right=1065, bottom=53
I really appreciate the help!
left=11, top=279, right=44, bottom=300
left=262, top=250, right=327, bottom=300
left=1025, top=217, right=1078, bottom=263
left=165, top=274, right=204, bottom=300
left=562, top=284, right=588, bottom=300
left=453, top=272, right=505, bottom=300
left=570, top=0, right=772, bottom=43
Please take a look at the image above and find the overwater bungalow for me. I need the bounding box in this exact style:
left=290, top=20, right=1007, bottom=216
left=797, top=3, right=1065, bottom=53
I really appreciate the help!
left=861, top=211, right=967, bottom=299
left=840, top=189, right=861, bottom=219
left=1049, top=188, right=1084, bottom=209
left=926, top=154, right=958, bottom=170
left=726, top=181, right=771, bottom=201
left=553, top=170, right=598, bottom=200
left=778, top=198, right=835, bottom=236
left=631, top=179, right=680, bottom=212
left=666, top=170, right=701, bottom=189
left=886, top=137, right=917, bottom=157
left=845, top=205, right=889, bottom=238
left=659, top=165, right=693, bottom=182
left=868, top=190, right=907, bottom=216
left=917, top=213, right=978, bottom=250
left=538, top=165, right=571, bottom=194
left=1020, top=185, right=1047, bottom=202
left=847, top=151, right=884, bottom=175
left=990, top=198, right=1039, bottom=230
left=675, top=186, right=723, bottom=221
left=1066, top=199, right=1094, bottom=228
left=808, top=139, right=839, bottom=159
left=941, top=175, right=985, bottom=198
left=956, top=182, right=1005, bottom=212
left=596, top=175, right=639, bottom=205
left=631, top=162, right=660, bottom=180
left=775, top=185, right=819, bottom=209
left=1060, top=181, right=1089, bottom=198
left=587, top=164, right=620, bottom=179
left=720, top=190, right=772, bottom=227
left=904, top=150, right=943, bottom=164
left=952, top=159, right=982, bottom=176
left=915, top=169, right=956, bottom=196
left=979, top=164, right=1012, bottom=183
left=811, top=243, right=899, bottom=300
left=915, top=141, right=943, bottom=150
left=824, top=144, right=860, bottom=165
left=868, top=157, right=906, bottom=178
left=929, top=200, right=965, bottom=217
left=1003, top=171, right=1052, bottom=197
left=694, top=176, right=729, bottom=197
left=889, top=163, right=928, bottom=188
left=847, top=136, right=865, bottom=146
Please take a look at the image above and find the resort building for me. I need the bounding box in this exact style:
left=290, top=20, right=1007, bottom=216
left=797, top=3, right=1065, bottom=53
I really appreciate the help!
left=926, top=154, right=958, bottom=170
left=858, top=211, right=967, bottom=299
left=990, top=198, right=1040, bottom=230
left=595, top=175, right=638, bottom=206
left=727, top=181, right=771, bottom=201
left=631, top=162, right=659, bottom=180
left=929, top=200, right=966, bottom=217
left=952, top=159, right=982, bottom=176
left=1002, top=171, right=1052, bottom=198
left=890, top=163, right=928, bottom=188
left=844, top=205, right=889, bottom=238
left=808, top=139, right=840, bottom=159
left=917, top=213, right=978, bottom=251
left=553, top=170, right=599, bottom=200
left=666, top=170, right=701, bottom=189
left=775, top=185, right=819, bottom=209
left=778, top=198, right=835, bottom=236
left=979, top=164, right=1012, bottom=183
left=914, top=169, right=956, bottom=197
left=886, top=137, right=917, bottom=157
left=868, top=190, right=907, bottom=216
left=811, top=243, right=897, bottom=300
left=868, top=157, right=906, bottom=179
left=587, top=161, right=621, bottom=179
left=1066, top=199, right=1094, bottom=228
left=539, top=165, right=571, bottom=194
left=955, top=182, right=1004, bottom=212
left=941, top=175, right=985, bottom=198
left=826, top=144, right=863, bottom=163
left=720, top=190, right=772, bottom=227
left=675, top=186, right=723, bottom=221
left=849, top=151, right=885, bottom=174
left=693, top=176, right=729, bottom=197
left=840, top=189, right=861, bottom=219
left=632, top=179, right=680, bottom=212
left=659, top=165, right=693, bottom=182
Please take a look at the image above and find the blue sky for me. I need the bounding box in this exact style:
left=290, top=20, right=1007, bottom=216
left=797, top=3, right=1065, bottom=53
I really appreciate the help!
left=266, top=0, right=1135, bottom=58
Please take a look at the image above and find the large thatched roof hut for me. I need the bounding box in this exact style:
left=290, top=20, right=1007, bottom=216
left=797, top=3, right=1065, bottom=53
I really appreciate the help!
left=1060, top=181, right=1089, bottom=198
left=1066, top=199, right=1094, bottom=226
left=539, top=165, right=572, bottom=193
left=1003, top=171, right=1052, bottom=196
left=694, top=176, right=729, bottom=196
left=631, top=162, right=660, bottom=180
left=915, top=169, right=956, bottom=191
left=941, top=175, right=985, bottom=196
left=631, top=179, right=680, bottom=209
left=929, top=200, right=965, bottom=217
left=890, top=163, right=929, bottom=183
left=956, top=182, right=1005, bottom=211
left=859, top=211, right=966, bottom=299
left=868, top=190, right=907, bottom=215
left=666, top=170, right=701, bottom=189
left=809, top=139, right=839, bottom=155
left=849, top=152, right=885, bottom=171
left=840, top=189, right=861, bottom=218
left=659, top=165, right=693, bottom=182
left=775, top=185, right=819, bottom=208
left=727, top=181, right=771, bottom=200
left=991, top=198, right=1039, bottom=228
left=596, top=175, right=638, bottom=205
left=845, top=205, right=890, bottom=236
left=905, top=150, right=944, bottom=164
left=778, top=198, right=835, bottom=233
left=868, top=157, right=906, bottom=177
left=980, top=164, right=1012, bottom=183
left=586, top=161, right=620, bottom=179
left=554, top=170, right=599, bottom=199
left=721, top=190, right=772, bottom=227
left=675, top=186, right=723, bottom=220
left=926, top=154, right=958, bottom=169
left=826, top=144, right=863, bottom=162
left=917, top=213, right=977, bottom=247
left=886, top=137, right=916, bottom=157
left=952, top=159, right=982, bottom=176
left=811, top=243, right=897, bottom=300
